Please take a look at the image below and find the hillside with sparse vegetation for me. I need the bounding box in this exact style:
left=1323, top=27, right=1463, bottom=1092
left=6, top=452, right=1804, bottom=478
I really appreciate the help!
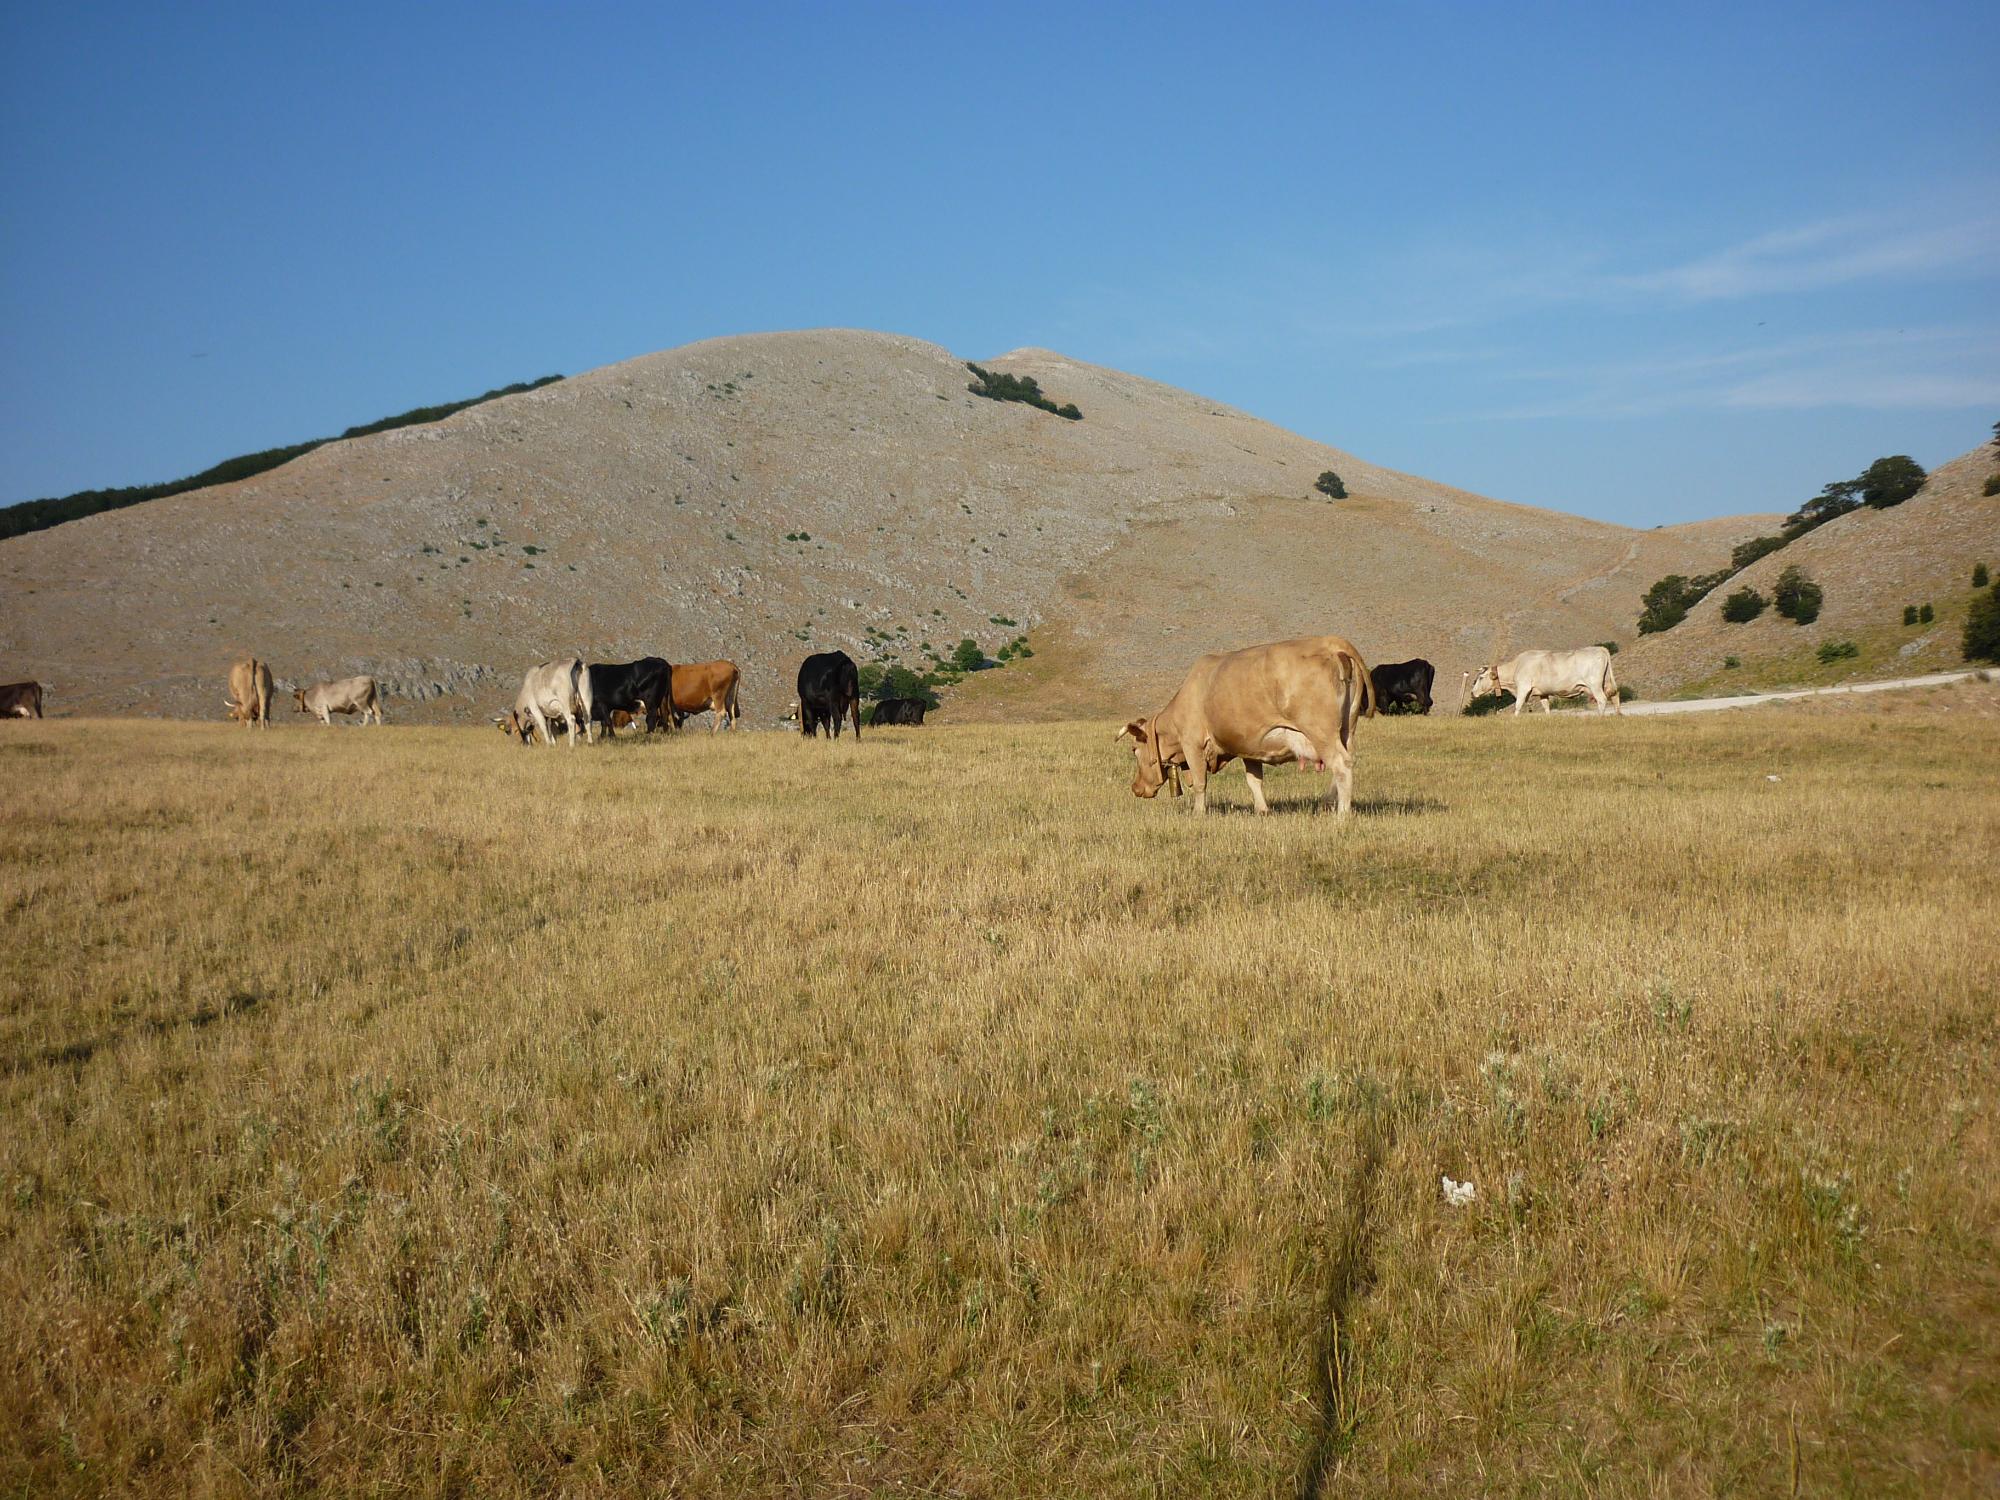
left=0, top=329, right=1771, bottom=724
left=1619, top=441, right=1999, bottom=698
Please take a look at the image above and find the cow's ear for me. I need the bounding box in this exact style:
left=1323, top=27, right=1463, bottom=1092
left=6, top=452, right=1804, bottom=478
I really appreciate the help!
left=1117, top=719, right=1146, bottom=744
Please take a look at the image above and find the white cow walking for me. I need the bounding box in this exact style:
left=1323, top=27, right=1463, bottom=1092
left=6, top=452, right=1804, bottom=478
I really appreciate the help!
left=294, top=675, right=384, bottom=725
left=1471, top=647, right=1622, bottom=715
left=503, top=658, right=595, bottom=746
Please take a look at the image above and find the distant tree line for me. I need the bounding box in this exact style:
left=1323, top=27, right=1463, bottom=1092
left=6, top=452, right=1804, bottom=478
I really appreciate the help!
left=0, top=374, right=564, bottom=541
left=1636, top=452, right=1928, bottom=635
left=965, top=364, right=1081, bottom=421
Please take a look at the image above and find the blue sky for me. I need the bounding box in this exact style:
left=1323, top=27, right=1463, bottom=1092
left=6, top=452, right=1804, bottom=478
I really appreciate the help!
left=3, top=2, right=1996, bottom=524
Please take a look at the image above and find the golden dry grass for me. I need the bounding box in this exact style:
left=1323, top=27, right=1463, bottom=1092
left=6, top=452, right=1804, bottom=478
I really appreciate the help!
left=2, top=704, right=1996, bottom=1496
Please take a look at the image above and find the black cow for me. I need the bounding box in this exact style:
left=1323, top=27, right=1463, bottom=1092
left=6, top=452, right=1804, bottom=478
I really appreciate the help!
left=797, top=651, right=861, bottom=739
left=868, top=697, right=928, bottom=727
left=586, top=657, right=673, bottom=736
left=0, top=681, right=44, bottom=720
left=1370, top=658, right=1435, bottom=715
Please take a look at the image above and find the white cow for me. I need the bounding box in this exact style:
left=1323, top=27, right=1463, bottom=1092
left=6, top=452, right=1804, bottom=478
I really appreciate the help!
left=294, top=675, right=384, bottom=725
left=1471, top=647, right=1621, bottom=715
left=503, top=658, right=595, bottom=746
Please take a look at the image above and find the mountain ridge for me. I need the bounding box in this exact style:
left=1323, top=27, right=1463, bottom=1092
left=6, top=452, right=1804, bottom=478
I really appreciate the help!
left=0, top=328, right=1778, bottom=722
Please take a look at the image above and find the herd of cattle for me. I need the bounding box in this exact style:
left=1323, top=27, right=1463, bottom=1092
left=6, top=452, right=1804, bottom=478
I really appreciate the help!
left=8, top=637, right=1624, bottom=812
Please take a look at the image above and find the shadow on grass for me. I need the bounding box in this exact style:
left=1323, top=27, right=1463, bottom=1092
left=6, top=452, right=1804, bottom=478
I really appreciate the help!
left=1, top=990, right=262, bottom=1076
left=1185, top=795, right=1447, bottom=818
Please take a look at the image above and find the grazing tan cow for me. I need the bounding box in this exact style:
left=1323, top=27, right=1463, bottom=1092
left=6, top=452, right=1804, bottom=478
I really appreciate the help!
left=294, top=675, right=384, bottom=725
left=1470, top=647, right=1621, bottom=715
left=225, top=658, right=273, bottom=728
left=502, top=658, right=594, bottom=747
left=1118, top=635, right=1375, bottom=816
left=668, top=659, right=741, bottom=732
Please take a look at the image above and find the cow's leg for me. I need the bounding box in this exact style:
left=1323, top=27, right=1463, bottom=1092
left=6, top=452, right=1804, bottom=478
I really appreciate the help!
left=1244, top=761, right=1272, bottom=815
left=530, top=705, right=555, bottom=746
left=1184, top=754, right=1210, bottom=814
left=1329, top=744, right=1355, bottom=817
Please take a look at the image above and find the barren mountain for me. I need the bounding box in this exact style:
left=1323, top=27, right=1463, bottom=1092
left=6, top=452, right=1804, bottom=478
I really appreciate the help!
left=0, top=329, right=1776, bottom=723
left=1617, top=445, right=1998, bottom=699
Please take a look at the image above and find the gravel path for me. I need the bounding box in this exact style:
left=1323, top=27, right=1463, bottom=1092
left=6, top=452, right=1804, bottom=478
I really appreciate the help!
left=1623, top=669, right=1990, bottom=716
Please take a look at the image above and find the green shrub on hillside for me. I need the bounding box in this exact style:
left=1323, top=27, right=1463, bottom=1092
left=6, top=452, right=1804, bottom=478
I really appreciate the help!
left=1721, top=587, right=1767, bottom=623
left=1730, top=534, right=1789, bottom=572
left=1314, top=471, right=1348, bottom=499
left=1774, top=566, right=1823, bottom=624
left=1597, top=640, right=1619, bottom=655
left=1919, top=603, right=1934, bottom=624
left=964, top=364, right=1082, bottom=421
left=1964, top=585, right=2000, bottom=663
left=1638, top=569, right=1729, bottom=634
left=1904, top=604, right=1919, bottom=626
left=1858, top=455, right=1926, bottom=509
left=1817, top=640, right=1859, bottom=664
left=1974, top=563, right=1990, bottom=588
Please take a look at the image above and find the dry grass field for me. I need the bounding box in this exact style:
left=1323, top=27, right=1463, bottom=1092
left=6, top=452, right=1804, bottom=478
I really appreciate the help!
left=2, top=703, right=1996, bottom=1496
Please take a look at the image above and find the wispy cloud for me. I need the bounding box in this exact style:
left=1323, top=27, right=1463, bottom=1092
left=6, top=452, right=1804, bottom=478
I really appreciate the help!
left=1615, top=214, right=2000, bottom=301
left=1460, top=326, right=2000, bottom=420
left=1719, top=369, right=2000, bottom=411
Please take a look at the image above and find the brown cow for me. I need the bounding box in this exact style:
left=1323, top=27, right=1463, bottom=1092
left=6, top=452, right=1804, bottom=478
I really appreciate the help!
left=1118, top=635, right=1374, bottom=816
left=668, top=659, right=741, bottom=732
left=225, top=658, right=274, bottom=728
left=1, top=681, right=44, bottom=720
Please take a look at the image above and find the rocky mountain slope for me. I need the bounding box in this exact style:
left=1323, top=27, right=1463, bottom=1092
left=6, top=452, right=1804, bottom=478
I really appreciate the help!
left=0, top=329, right=1777, bottom=723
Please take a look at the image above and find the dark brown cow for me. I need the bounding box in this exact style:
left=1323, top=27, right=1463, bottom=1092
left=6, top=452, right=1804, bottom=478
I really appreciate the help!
left=0, top=681, right=45, bottom=720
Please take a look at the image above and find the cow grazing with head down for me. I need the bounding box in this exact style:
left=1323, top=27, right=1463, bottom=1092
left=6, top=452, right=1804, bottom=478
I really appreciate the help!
left=868, top=697, right=927, bottom=727
left=586, top=657, right=672, bottom=737
left=294, top=675, right=383, bottom=725
left=225, top=659, right=274, bottom=728
left=669, top=660, right=742, bottom=732
left=796, top=651, right=861, bottom=739
left=1118, top=635, right=1374, bottom=816
left=0, top=681, right=45, bottom=720
left=502, top=658, right=594, bottom=746
left=1471, top=647, right=1621, bottom=715
left=1370, top=658, right=1435, bottom=715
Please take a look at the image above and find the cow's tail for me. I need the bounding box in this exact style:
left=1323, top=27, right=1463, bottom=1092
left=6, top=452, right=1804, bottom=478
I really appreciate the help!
left=1341, top=644, right=1376, bottom=721
left=1603, top=656, right=1622, bottom=713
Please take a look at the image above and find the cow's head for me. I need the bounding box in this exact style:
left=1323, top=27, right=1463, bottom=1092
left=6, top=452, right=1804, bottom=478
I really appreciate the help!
left=494, top=711, right=532, bottom=743
left=1470, top=665, right=1501, bottom=699
left=1117, top=717, right=1183, bottom=799
left=293, top=688, right=309, bottom=712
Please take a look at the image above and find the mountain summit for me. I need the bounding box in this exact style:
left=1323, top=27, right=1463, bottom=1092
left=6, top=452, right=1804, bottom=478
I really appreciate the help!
left=0, top=329, right=1771, bottom=720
